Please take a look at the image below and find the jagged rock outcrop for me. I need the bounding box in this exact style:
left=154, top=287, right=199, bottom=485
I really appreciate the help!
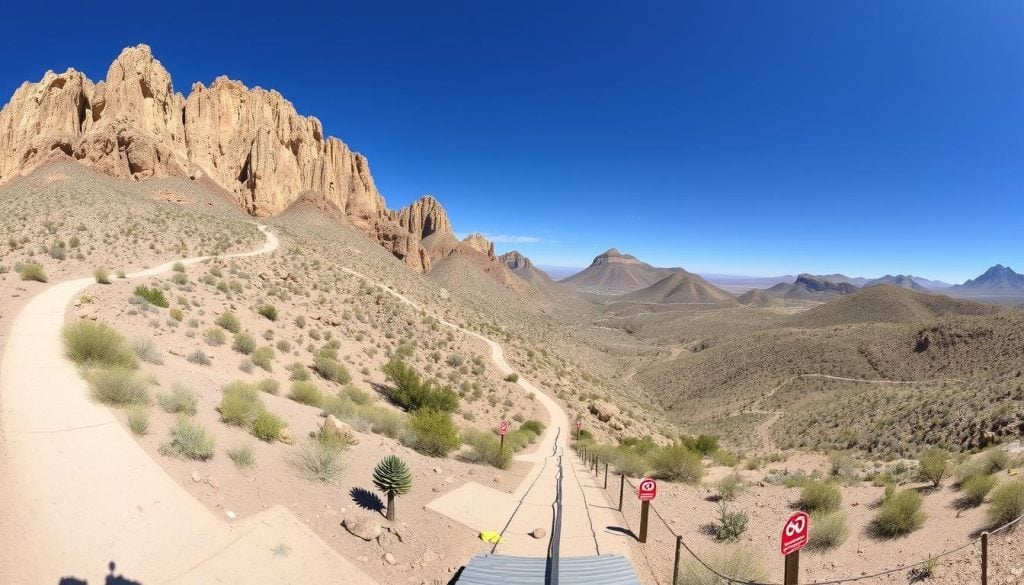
left=0, top=44, right=457, bottom=272
left=461, top=233, right=495, bottom=258
left=499, top=250, right=532, bottom=271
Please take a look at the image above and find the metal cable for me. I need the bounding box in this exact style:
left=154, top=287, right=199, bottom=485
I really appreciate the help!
left=490, top=427, right=559, bottom=553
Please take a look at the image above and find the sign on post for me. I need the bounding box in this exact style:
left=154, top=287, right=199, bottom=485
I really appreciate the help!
left=637, top=478, right=657, bottom=543
left=575, top=419, right=582, bottom=439
left=781, top=511, right=809, bottom=585
left=499, top=420, right=509, bottom=452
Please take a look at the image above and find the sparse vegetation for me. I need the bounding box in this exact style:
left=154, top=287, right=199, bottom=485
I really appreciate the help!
left=406, top=409, right=460, bottom=457
left=250, top=409, right=287, bottom=442
left=382, top=359, right=458, bottom=413
left=126, top=407, right=150, bottom=436
left=94, top=267, right=111, bottom=284
left=88, top=368, right=149, bottom=407
left=918, top=447, right=951, bottom=488
left=873, top=489, right=926, bottom=537
left=313, top=353, right=351, bottom=384
left=63, top=321, right=137, bottom=369
left=219, top=381, right=263, bottom=426
left=157, top=383, right=198, bottom=415
left=160, top=418, right=215, bottom=460
left=257, top=304, right=278, bottom=321
left=715, top=502, right=748, bottom=541
left=133, top=285, right=169, bottom=308
left=293, top=438, right=344, bottom=482
left=19, top=262, right=47, bottom=282
left=808, top=511, right=848, bottom=549
left=987, top=478, right=1024, bottom=527
left=216, top=311, right=242, bottom=333
left=797, top=481, right=842, bottom=513
left=228, top=444, right=256, bottom=468
left=288, top=381, right=324, bottom=407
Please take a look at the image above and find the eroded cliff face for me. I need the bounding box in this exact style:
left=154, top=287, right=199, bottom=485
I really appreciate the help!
left=0, top=44, right=483, bottom=272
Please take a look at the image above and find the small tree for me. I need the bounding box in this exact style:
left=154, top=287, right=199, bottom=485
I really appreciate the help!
left=918, top=448, right=951, bottom=488
left=373, top=455, right=413, bottom=521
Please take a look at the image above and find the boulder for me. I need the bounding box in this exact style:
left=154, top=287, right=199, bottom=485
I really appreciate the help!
left=321, top=415, right=357, bottom=445
left=530, top=527, right=547, bottom=539
left=343, top=514, right=381, bottom=541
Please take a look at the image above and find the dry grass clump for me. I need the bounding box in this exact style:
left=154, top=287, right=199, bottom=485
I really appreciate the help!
left=63, top=320, right=137, bottom=369
left=808, top=511, right=848, bottom=549
left=228, top=444, right=256, bottom=468
left=677, top=546, right=766, bottom=585
left=251, top=410, right=287, bottom=442
left=289, top=381, right=324, bottom=407
left=18, top=262, right=47, bottom=282
left=872, top=489, right=926, bottom=537
left=126, top=407, right=150, bottom=436
left=157, top=383, right=198, bottom=415
left=797, top=481, right=842, bottom=513
left=215, top=311, right=242, bottom=333
left=132, top=336, right=164, bottom=365
left=219, top=381, right=263, bottom=426
left=94, top=267, right=111, bottom=284
left=160, top=418, right=215, bottom=460
left=291, top=437, right=344, bottom=482
left=88, top=368, right=150, bottom=407
left=987, top=478, right=1024, bottom=527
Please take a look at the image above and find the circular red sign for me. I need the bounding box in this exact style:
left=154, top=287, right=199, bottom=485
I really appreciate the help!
left=780, top=511, right=810, bottom=556
left=499, top=421, right=509, bottom=436
left=637, top=478, right=657, bottom=501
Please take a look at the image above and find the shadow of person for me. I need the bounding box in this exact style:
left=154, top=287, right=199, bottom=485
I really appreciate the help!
left=58, top=578, right=87, bottom=585
left=105, top=561, right=142, bottom=585
left=350, top=486, right=385, bottom=514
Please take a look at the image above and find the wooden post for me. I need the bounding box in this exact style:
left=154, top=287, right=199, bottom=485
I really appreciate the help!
left=604, top=462, right=609, bottom=489
left=783, top=551, right=799, bottom=585
left=499, top=434, right=504, bottom=453
left=618, top=474, right=625, bottom=511
left=639, top=501, right=650, bottom=543
left=981, top=531, right=989, bottom=585
left=594, top=455, right=599, bottom=476
left=672, top=535, right=682, bottom=585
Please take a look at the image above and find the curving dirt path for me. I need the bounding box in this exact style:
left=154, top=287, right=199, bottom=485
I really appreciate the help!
left=0, top=226, right=378, bottom=585
left=747, top=373, right=968, bottom=453
left=339, top=268, right=635, bottom=560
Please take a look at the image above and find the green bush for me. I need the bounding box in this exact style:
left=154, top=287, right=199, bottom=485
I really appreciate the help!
left=94, top=267, right=111, bottom=284
left=313, top=354, right=351, bottom=384
left=681, top=434, right=719, bottom=456
left=463, top=429, right=513, bottom=469
left=157, top=383, right=198, bottom=415
left=160, top=418, right=215, bottom=460
left=133, top=285, right=168, bottom=308
left=126, top=407, right=149, bottom=436
left=406, top=409, right=460, bottom=457
left=956, top=458, right=990, bottom=486
left=292, top=438, right=344, bottom=482
left=504, top=373, right=519, bottom=383
left=289, top=381, right=324, bottom=407
left=257, top=304, right=278, bottom=321
left=19, top=263, right=47, bottom=282
left=132, top=336, right=164, bottom=365
left=63, top=321, right=137, bottom=369
left=717, top=472, right=745, bottom=501
left=169, top=308, right=184, bottom=322
left=961, top=474, right=997, bottom=508
left=186, top=349, right=211, bottom=366
left=373, top=454, right=413, bottom=521
left=987, top=478, right=1024, bottom=527
left=288, top=362, right=312, bottom=381
left=216, top=311, right=242, bottom=333
left=918, top=447, right=951, bottom=488
left=677, top=546, right=766, bottom=585
left=251, top=346, right=274, bottom=371
left=715, top=502, right=748, bottom=541
left=256, top=378, right=280, bottom=395
left=343, top=385, right=373, bottom=405
left=355, top=404, right=406, bottom=438
left=228, top=444, right=255, bottom=468
left=232, top=332, right=256, bottom=355
left=172, top=261, right=186, bottom=273
left=873, top=489, right=926, bottom=537
left=649, top=444, right=704, bottom=484
left=382, top=359, right=458, bottom=412
left=798, top=481, right=842, bottom=513
left=521, top=419, right=545, bottom=435
left=88, top=368, right=149, bottom=407
left=250, top=409, right=286, bottom=442
left=219, top=381, right=263, bottom=426
left=808, top=511, right=848, bottom=549
left=204, top=328, right=227, bottom=346
left=985, top=448, right=1010, bottom=473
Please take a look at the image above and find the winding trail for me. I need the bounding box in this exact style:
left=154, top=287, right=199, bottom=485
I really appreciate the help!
left=0, top=226, right=377, bottom=585
left=339, top=268, right=635, bottom=560
left=747, top=373, right=968, bottom=452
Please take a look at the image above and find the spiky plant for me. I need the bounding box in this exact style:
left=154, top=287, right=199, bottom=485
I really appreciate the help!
left=372, top=454, right=413, bottom=521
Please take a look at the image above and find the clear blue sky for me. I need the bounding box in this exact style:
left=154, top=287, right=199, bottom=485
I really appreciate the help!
left=1, top=1, right=1021, bottom=282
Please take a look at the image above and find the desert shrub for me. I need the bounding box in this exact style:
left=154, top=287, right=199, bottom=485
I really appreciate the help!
left=126, top=407, right=149, bottom=436
left=251, top=346, right=274, bottom=371
left=918, top=447, right=951, bottom=488
left=681, top=434, right=719, bottom=456
left=956, top=458, right=991, bottom=486
left=313, top=354, right=351, bottom=384
left=677, top=546, right=766, bottom=585
left=294, top=315, right=306, bottom=328
left=405, top=409, right=460, bottom=457
left=88, top=368, right=149, bottom=406
left=987, top=479, right=1024, bottom=527
left=985, top=448, right=1010, bottom=473
left=292, top=438, right=344, bottom=482
left=808, top=511, right=848, bottom=549
left=961, top=474, right=997, bottom=508
left=232, top=332, right=256, bottom=355
left=133, top=285, right=168, bottom=308
left=288, top=362, right=311, bottom=381
left=160, top=418, right=215, bottom=460
left=343, top=385, right=373, bottom=405
left=256, top=378, right=280, bottom=395
left=715, top=502, right=748, bottom=541
left=132, top=336, right=164, bottom=365
left=289, top=381, right=324, bottom=407
left=711, top=448, right=739, bottom=467
left=157, top=383, right=197, bottom=415
left=521, top=419, right=545, bottom=435
left=219, top=381, right=263, bottom=426
left=462, top=429, right=513, bottom=469
left=873, top=489, right=926, bottom=537
left=250, top=409, right=286, bottom=442
left=171, top=272, right=188, bottom=286
left=63, top=321, right=137, bottom=369
left=257, top=304, right=278, bottom=321
left=228, top=444, right=256, bottom=468
left=717, top=472, right=745, bottom=501
left=204, top=328, right=227, bottom=346
left=504, top=373, right=519, bottom=383
left=216, top=311, right=242, bottom=333
left=354, top=404, right=406, bottom=438
left=169, top=308, right=184, bottom=322
left=382, top=359, right=458, bottom=412
left=19, top=263, right=47, bottom=282
left=186, top=349, right=211, bottom=365
left=94, top=267, right=111, bottom=284
left=798, top=481, right=842, bottom=513
left=172, top=261, right=186, bottom=273
left=276, top=339, right=292, bottom=352
left=649, top=444, right=704, bottom=484
left=610, top=448, right=649, bottom=477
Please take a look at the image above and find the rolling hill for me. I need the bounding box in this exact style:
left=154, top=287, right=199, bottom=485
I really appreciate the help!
left=786, top=285, right=1003, bottom=328
left=863, top=274, right=930, bottom=292
left=561, top=249, right=682, bottom=294
left=764, top=274, right=859, bottom=301
left=618, top=272, right=736, bottom=304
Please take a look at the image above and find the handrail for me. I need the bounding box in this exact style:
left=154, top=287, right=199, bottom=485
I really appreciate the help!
left=545, top=427, right=564, bottom=584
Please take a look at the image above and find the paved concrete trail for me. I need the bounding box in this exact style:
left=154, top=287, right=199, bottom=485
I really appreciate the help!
left=339, top=268, right=635, bottom=561
left=0, top=226, right=378, bottom=585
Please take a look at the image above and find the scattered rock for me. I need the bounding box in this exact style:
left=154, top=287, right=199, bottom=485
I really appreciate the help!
left=530, top=527, right=547, bottom=539
left=344, top=514, right=382, bottom=541
left=225, top=510, right=236, bottom=520
left=420, top=550, right=438, bottom=565
left=191, top=471, right=202, bottom=483
left=384, top=553, right=397, bottom=565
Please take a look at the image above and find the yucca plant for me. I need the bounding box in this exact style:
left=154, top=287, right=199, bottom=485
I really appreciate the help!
left=372, top=454, right=413, bottom=521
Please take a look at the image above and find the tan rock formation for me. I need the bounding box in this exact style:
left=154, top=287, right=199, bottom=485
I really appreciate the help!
left=461, top=233, right=495, bottom=258
left=0, top=44, right=456, bottom=272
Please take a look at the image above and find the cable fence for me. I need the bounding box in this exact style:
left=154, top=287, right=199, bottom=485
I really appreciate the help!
left=572, top=443, right=1023, bottom=585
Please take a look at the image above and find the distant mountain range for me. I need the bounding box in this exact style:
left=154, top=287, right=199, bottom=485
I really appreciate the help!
left=765, top=274, right=859, bottom=301
left=947, top=265, right=1024, bottom=297
left=560, top=249, right=683, bottom=294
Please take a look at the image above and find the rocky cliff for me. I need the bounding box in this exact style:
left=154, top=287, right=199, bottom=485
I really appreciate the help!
left=0, top=44, right=476, bottom=271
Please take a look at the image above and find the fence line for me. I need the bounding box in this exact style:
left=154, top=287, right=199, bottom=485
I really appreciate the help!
left=574, top=443, right=1024, bottom=585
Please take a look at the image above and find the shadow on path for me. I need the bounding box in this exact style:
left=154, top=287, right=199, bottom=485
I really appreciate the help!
left=58, top=561, right=142, bottom=585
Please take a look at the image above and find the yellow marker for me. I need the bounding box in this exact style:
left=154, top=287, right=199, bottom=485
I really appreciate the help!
left=1008, top=468, right=1019, bottom=476
left=479, top=530, right=502, bottom=544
